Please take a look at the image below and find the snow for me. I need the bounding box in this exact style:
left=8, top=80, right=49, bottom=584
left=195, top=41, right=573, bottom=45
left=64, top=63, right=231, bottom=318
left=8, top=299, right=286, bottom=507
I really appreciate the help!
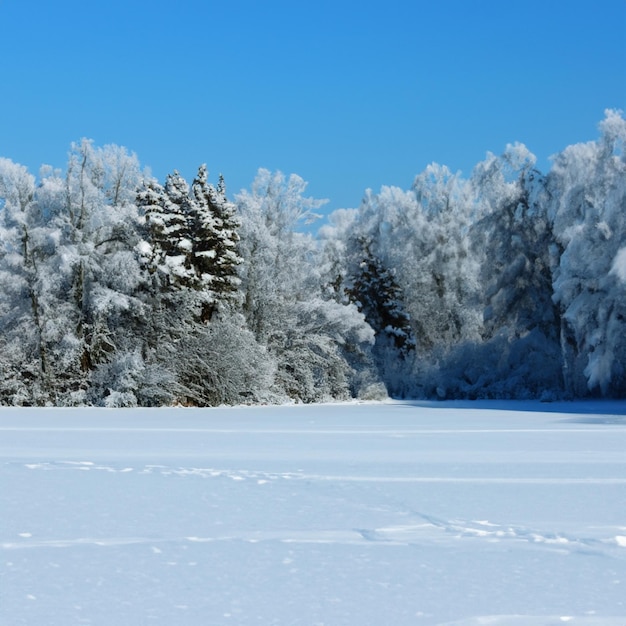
left=610, top=247, right=626, bottom=283
left=1, top=400, right=626, bottom=626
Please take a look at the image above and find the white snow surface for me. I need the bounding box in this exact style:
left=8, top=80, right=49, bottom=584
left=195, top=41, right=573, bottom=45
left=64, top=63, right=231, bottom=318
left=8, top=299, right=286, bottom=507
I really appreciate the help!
left=1, top=400, right=626, bottom=626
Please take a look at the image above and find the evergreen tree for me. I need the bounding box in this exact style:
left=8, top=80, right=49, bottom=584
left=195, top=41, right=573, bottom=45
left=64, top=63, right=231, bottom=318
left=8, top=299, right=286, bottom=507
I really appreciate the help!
left=189, top=164, right=242, bottom=320
left=339, top=235, right=415, bottom=396
left=137, top=173, right=194, bottom=289
left=345, top=235, right=415, bottom=356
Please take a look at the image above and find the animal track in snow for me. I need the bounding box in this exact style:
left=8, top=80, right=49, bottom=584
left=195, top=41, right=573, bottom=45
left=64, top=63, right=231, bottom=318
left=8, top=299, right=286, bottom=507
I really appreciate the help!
left=357, top=517, right=626, bottom=557
left=11, top=461, right=626, bottom=557
left=16, top=461, right=306, bottom=482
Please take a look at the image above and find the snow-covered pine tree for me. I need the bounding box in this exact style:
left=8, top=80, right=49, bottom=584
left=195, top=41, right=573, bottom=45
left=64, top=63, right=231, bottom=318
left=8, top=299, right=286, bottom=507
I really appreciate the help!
left=340, top=234, right=415, bottom=396
left=189, top=164, right=242, bottom=320
left=135, top=174, right=200, bottom=404
left=341, top=169, right=482, bottom=397
left=137, top=172, right=195, bottom=289
left=136, top=167, right=263, bottom=406
left=345, top=235, right=415, bottom=356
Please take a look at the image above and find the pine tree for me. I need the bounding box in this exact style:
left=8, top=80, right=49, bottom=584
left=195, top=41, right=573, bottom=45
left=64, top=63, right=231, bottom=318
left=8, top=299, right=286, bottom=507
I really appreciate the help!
left=137, top=175, right=194, bottom=289
left=346, top=236, right=415, bottom=356
left=190, top=165, right=242, bottom=319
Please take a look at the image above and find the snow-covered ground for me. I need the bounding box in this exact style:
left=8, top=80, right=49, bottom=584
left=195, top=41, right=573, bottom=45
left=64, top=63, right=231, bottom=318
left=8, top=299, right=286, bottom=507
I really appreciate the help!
left=1, top=400, right=626, bottom=626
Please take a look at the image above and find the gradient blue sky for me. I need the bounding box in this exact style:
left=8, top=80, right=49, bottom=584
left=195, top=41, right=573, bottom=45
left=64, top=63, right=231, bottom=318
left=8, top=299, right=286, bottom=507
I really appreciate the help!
left=0, top=0, right=624, bottom=218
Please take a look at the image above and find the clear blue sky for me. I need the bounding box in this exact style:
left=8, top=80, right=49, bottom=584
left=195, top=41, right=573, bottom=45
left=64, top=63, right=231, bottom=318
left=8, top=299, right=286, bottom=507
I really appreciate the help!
left=0, top=0, right=624, bottom=218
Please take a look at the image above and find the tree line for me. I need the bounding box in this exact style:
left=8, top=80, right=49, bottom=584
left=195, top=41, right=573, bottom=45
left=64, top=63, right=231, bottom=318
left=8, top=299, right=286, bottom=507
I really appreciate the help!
left=0, top=110, right=624, bottom=406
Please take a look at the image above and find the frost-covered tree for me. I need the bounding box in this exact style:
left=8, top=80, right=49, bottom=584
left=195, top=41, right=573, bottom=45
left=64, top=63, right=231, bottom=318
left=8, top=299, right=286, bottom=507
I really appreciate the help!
left=45, top=141, right=147, bottom=404
left=171, top=312, right=274, bottom=406
left=0, top=141, right=150, bottom=406
left=472, top=144, right=553, bottom=336
left=406, top=164, right=482, bottom=362
left=136, top=166, right=260, bottom=405
left=321, top=220, right=414, bottom=397
left=335, top=167, right=482, bottom=397
left=237, top=169, right=377, bottom=402
left=0, top=158, right=49, bottom=404
left=454, top=143, right=564, bottom=398
left=546, top=109, right=626, bottom=396
left=3, top=115, right=623, bottom=405
left=236, top=169, right=327, bottom=343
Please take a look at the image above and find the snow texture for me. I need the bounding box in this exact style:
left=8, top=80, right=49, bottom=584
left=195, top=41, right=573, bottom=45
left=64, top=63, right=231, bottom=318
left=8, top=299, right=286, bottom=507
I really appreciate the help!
left=1, top=400, right=626, bottom=625
left=610, top=247, right=626, bottom=283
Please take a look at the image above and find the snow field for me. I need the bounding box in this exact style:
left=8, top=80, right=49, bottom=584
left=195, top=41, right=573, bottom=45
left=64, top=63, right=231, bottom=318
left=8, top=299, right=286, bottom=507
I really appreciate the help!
left=1, top=401, right=626, bottom=625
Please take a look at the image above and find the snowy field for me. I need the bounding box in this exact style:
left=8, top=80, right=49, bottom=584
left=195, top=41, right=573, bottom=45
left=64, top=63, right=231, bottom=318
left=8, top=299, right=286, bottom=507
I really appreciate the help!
left=1, top=401, right=626, bottom=626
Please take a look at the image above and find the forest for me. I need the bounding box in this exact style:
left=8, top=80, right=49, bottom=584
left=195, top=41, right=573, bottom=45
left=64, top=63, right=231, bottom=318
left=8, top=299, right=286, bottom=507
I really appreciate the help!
left=0, top=110, right=624, bottom=406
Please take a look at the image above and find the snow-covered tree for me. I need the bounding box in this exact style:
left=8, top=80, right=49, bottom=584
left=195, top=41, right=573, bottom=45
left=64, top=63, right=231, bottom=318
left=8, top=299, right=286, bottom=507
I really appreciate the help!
left=189, top=164, right=242, bottom=319
left=546, top=109, right=626, bottom=396
left=45, top=141, right=148, bottom=404
left=138, top=173, right=194, bottom=289
left=135, top=165, right=262, bottom=405
left=335, top=167, right=482, bottom=397
left=0, top=158, right=48, bottom=404
left=138, top=166, right=243, bottom=319
left=0, top=141, right=151, bottom=405
left=406, top=164, right=482, bottom=360
left=237, top=169, right=377, bottom=402
left=345, top=236, right=415, bottom=356
left=321, top=218, right=414, bottom=397
left=457, top=143, right=563, bottom=398
left=3, top=115, right=623, bottom=405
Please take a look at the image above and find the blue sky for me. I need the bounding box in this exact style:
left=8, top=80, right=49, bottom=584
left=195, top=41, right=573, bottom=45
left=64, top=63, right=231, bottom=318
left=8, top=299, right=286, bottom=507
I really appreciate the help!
left=0, top=0, right=624, bottom=219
